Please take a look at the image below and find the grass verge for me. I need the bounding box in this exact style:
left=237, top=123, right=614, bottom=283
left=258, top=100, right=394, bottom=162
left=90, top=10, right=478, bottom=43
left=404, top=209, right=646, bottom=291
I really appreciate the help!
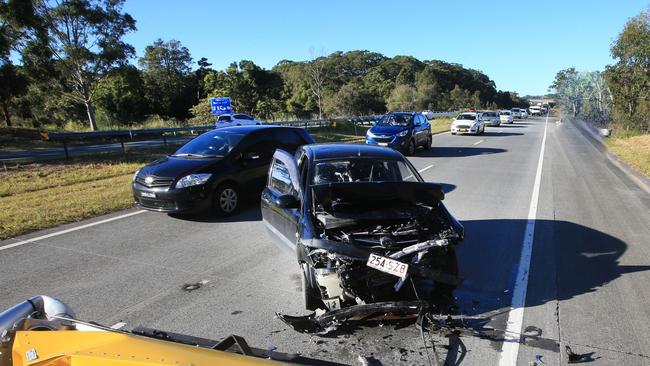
left=0, top=151, right=167, bottom=240
left=604, top=133, right=650, bottom=178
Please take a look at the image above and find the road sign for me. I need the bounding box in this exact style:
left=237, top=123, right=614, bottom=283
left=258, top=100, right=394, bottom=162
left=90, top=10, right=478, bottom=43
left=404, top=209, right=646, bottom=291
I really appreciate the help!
left=211, top=97, right=232, bottom=115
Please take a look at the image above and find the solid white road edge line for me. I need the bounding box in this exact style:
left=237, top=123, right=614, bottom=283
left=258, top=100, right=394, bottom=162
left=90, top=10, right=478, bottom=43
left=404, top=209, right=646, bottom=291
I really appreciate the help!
left=473, top=139, right=484, bottom=146
left=418, top=165, right=434, bottom=174
left=0, top=210, right=146, bottom=251
left=497, top=113, right=549, bottom=365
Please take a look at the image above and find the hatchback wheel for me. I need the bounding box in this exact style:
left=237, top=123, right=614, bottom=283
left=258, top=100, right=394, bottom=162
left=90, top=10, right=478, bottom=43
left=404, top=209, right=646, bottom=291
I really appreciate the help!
left=425, top=135, right=432, bottom=150
left=214, top=184, right=239, bottom=216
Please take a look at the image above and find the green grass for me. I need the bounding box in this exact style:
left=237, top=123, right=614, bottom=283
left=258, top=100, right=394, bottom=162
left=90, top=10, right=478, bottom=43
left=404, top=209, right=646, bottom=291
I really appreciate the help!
left=605, top=133, right=650, bottom=178
left=0, top=151, right=168, bottom=240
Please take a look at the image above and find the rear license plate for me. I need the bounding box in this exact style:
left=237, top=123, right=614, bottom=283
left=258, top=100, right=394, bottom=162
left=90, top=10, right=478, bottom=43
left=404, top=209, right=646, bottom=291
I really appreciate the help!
left=367, top=254, right=408, bottom=278
left=378, top=142, right=388, bottom=146
left=140, top=192, right=156, bottom=198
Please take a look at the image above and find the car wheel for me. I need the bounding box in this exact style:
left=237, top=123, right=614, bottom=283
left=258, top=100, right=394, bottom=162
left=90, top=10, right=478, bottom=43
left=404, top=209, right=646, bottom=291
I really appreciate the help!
left=451, top=132, right=456, bottom=135
left=406, top=140, right=416, bottom=156
left=213, top=184, right=239, bottom=216
left=425, top=135, right=432, bottom=150
left=301, top=263, right=322, bottom=311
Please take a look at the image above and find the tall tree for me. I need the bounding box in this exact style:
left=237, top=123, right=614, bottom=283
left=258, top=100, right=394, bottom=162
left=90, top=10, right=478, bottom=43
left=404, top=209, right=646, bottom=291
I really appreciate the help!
left=33, top=0, right=136, bottom=130
left=139, top=39, right=194, bottom=119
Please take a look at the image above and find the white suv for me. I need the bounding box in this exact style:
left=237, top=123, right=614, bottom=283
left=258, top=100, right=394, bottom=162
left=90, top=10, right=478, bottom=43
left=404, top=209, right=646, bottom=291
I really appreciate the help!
left=215, top=114, right=263, bottom=128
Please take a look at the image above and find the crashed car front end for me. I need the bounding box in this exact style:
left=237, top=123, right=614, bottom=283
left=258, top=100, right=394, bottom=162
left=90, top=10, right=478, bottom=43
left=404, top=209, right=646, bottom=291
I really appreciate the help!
left=300, top=182, right=464, bottom=313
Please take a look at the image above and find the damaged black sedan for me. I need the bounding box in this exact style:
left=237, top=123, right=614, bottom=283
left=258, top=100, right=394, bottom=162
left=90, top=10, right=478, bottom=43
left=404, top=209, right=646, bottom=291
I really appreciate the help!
left=261, top=144, right=464, bottom=316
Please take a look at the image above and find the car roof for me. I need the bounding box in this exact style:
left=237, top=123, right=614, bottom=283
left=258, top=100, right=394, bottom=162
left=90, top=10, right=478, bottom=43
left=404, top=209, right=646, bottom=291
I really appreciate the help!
left=210, top=125, right=290, bottom=133
left=303, top=143, right=404, bottom=161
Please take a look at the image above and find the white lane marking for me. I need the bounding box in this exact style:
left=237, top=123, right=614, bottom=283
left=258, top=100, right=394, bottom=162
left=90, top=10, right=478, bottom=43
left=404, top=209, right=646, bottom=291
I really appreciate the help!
left=110, top=322, right=126, bottom=330
left=0, top=210, right=146, bottom=251
left=473, top=139, right=484, bottom=146
left=418, top=165, right=434, bottom=174
left=498, top=112, right=549, bottom=365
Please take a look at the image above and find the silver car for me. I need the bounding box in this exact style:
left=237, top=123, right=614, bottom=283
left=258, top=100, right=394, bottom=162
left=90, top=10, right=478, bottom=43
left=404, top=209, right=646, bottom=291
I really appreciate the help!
left=481, top=111, right=501, bottom=126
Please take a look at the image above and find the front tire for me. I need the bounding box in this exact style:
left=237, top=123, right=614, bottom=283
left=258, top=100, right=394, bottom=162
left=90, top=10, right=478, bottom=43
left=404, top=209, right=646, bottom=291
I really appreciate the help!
left=425, top=135, right=432, bottom=150
left=406, top=140, right=416, bottom=156
left=301, top=263, right=322, bottom=311
left=213, top=183, right=239, bottom=216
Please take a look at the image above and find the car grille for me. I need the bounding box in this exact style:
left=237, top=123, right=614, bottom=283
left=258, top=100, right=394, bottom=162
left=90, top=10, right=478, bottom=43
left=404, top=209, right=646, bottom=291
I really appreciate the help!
left=456, top=125, right=471, bottom=129
left=137, top=197, right=176, bottom=210
left=135, top=175, right=175, bottom=188
left=373, top=135, right=394, bottom=143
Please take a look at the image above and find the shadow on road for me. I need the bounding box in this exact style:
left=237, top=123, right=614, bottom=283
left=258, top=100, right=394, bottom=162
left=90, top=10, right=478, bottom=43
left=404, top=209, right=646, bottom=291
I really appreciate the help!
left=168, top=205, right=262, bottom=223
left=417, top=147, right=507, bottom=158
left=480, top=132, right=524, bottom=137
left=297, top=219, right=650, bottom=362
left=492, top=125, right=527, bottom=128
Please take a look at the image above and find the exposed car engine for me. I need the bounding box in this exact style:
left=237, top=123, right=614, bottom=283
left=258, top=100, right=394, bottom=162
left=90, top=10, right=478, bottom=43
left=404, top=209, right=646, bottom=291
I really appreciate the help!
left=305, top=182, right=463, bottom=311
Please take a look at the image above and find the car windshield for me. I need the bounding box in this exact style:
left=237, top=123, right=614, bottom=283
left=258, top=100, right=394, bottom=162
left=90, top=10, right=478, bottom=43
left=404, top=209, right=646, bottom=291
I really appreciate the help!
left=376, top=114, right=413, bottom=127
left=456, top=114, right=476, bottom=120
left=502, top=111, right=511, bottom=115
left=173, top=131, right=245, bottom=158
left=312, top=159, right=420, bottom=184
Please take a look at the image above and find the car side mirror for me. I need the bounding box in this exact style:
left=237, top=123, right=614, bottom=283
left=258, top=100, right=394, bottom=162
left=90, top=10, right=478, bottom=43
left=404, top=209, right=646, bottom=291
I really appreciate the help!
left=275, top=194, right=299, bottom=209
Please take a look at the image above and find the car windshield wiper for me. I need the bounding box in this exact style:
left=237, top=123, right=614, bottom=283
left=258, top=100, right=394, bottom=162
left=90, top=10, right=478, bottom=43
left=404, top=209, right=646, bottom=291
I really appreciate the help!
left=172, top=153, right=220, bottom=158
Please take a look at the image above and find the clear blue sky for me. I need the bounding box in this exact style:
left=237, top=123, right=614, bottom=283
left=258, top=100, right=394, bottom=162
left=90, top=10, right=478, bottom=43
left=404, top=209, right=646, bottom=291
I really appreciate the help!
left=123, top=0, right=648, bottom=96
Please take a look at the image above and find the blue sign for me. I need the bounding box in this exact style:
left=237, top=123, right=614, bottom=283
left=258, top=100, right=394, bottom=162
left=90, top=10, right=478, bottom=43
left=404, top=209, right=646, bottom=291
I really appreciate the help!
left=211, top=97, right=232, bottom=115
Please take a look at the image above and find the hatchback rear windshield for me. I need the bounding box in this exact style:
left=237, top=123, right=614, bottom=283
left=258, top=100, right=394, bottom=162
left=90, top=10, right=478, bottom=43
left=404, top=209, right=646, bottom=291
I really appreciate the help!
left=376, top=114, right=414, bottom=127
left=173, top=131, right=245, bottom=158
left=502, top=112, right=511, bottom=115
left=313, top=159, right=419, bottom=184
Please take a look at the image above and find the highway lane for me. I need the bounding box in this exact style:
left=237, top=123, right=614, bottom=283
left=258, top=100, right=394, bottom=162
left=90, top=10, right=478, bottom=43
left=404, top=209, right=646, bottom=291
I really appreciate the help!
left=1, top=116, right=649, bottom=365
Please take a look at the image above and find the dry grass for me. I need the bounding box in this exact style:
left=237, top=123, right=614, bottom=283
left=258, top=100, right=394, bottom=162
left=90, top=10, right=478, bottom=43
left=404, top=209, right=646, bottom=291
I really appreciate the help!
left=605, top=133, right=650, bottom=178
left=0, top=152, right=166, bottom=240
left=430, top=117, right=452, bottom=134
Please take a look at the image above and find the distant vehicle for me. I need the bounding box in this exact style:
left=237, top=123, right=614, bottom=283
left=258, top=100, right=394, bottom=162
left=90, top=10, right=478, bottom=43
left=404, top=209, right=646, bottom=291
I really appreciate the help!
left=215, top=113, right=262, bottom=128
left=481, top=110, right=501, bottom=126
left=365, top=112, right=432, bottom=155
left=500, top=110, right=514, bottom=124
left=519, top=108, right=529, bottom=119
left=132, top=125, right=314, bottom=215
left=541, top=104, right=549, bottom=114
left=529, top=106, right=542, bottom=116
left=422, top=110, right=435, bottom=119
left=451, top=112, right=485, bottom=135
left=511, top=108, right=523, bottom=119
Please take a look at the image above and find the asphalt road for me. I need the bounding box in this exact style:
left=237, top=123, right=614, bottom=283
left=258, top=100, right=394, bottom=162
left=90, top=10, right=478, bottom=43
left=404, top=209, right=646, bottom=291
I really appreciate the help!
left=2, top=116, right=650, bottom=365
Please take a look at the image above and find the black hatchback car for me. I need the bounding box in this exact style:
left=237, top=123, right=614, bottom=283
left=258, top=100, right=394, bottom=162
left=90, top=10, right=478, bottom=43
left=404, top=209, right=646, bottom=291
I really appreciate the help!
left=132, top=125, right=314, bottom=215
left=261, top=144, right=464, bottom=314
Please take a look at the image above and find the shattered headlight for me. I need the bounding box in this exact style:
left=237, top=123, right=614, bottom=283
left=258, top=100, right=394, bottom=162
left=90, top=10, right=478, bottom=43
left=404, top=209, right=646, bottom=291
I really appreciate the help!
left=175, top=173, right=211, bottom=189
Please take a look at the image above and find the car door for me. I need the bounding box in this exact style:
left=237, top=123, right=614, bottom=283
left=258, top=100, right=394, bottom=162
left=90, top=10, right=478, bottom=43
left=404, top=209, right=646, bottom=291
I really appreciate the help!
left=414, top=115, right=426, bottom=144
left=237, top=130, right=276, bottom=192
left=261, top=150, right=302, bottom=252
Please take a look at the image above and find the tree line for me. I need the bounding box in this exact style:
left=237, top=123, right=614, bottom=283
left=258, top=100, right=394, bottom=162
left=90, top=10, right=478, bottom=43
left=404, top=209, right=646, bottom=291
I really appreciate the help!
left=551, top=8, right=650, bottom=132
left=1, top=0, right=527, bottom=131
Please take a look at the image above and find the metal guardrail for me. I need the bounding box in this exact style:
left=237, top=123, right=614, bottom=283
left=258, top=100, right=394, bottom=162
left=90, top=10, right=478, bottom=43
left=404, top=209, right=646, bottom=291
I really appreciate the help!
left=4, top=112, right=456, bottom=163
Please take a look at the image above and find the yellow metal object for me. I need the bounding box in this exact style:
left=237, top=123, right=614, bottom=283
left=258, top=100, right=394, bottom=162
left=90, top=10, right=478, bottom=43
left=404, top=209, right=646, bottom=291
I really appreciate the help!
left=11, top=331, right=282, bottom=366
left=39, top=132, right=49, bottom=141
